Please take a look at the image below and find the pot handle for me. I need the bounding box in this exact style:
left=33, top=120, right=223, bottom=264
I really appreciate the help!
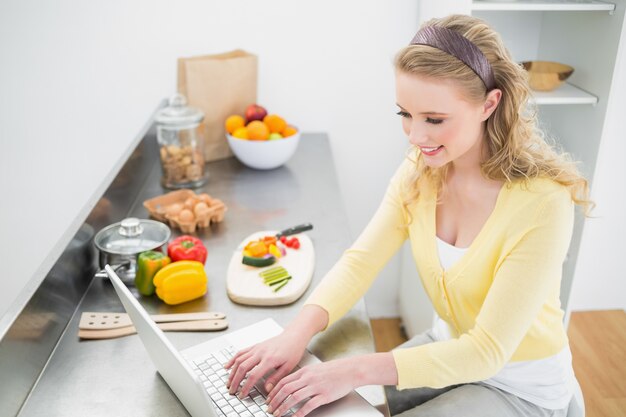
left=95, top=261, right=131, bottom=278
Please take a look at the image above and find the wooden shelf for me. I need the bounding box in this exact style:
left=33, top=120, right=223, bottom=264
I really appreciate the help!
left=530, top=82, right=598, bottom=105
left=472, top=0, right=615, bottom=12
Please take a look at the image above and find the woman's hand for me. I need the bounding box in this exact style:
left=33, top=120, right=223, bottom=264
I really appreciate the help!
left=267, top=352, right=398, bottom=417
left=224, top=329, right=308, bottom=398
left=265, top=358, right=357, bottom=417
left=224, top=305, right=330, bottom=398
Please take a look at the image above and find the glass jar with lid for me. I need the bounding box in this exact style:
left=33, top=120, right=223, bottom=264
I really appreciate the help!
left=154, top=94, right=207, bottom=189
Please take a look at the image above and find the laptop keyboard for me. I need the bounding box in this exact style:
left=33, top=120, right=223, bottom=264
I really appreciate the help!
left=190, top=346, right=293, bottom=417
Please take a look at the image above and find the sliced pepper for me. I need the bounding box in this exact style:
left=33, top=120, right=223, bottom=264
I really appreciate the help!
left=167, top=235, right=208, bottom=264
left=268, top=244, right=282, bottom=258
left=244, top=241, right=268, bottom=258
left=134, top=250, right=171, bottom=296
left=153, top=260, right=207, bottom=305
left=261, top=236, right=277, bottom=246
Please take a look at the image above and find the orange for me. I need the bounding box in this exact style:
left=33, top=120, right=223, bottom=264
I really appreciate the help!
left=263, top=114, right=287, bottom=134
left=232, top=126, right=249, bottom=139
left=247, top=120, right=270, bottom=140
left=225, top=114, right=245, bottom=134
left=281, top=125, right=298, bottom=138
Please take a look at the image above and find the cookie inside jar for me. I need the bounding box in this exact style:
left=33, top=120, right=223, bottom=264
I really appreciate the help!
left=154, top=94, right=208, bottom=189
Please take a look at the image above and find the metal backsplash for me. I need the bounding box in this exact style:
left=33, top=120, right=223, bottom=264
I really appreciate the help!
left=0, top=122, right=160, bottom=417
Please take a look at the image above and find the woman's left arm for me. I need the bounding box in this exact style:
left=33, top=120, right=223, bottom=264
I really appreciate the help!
left=266, top=352, right=398, bottom=417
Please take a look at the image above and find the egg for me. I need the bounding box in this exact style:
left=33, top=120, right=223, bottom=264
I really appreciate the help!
left=166, top=203, right=183, bottom=217
left=183, top=197, right=196, bottom=210
left=178, top=209, right=195, bottom=223
left=194, top=202, right=210, bottom=217
left=199, top=193, right=213, bottom=205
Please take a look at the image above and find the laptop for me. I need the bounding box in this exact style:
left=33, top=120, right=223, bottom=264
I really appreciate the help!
left=105, top=264, right=383, bottom=417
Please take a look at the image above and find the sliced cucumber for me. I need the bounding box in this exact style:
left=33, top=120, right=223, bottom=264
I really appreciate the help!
left=265, top=274, right=291, bottom=285
left=258, top=265, right=291, bottom=292
left=260, top=266, right=287, bottom=276
left=242, top=255, right=276, bottom=267
left=268, top=277, right=291, bottom=286
left=272, top=279, right=290, bottom=292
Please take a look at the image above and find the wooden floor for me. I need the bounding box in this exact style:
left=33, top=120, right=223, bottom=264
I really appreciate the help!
left=369, top=318, right=409, bottom=352
left=568, top=310, right=626, bottom=417
left=370, top=310, right=626, bottom=417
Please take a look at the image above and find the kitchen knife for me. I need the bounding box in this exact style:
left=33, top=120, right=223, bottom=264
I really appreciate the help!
left=275, top=223, right=313, bottom=239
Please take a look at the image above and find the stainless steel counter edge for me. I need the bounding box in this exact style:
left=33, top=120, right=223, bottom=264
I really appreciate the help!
left=1, top=111, right=388, bottom=417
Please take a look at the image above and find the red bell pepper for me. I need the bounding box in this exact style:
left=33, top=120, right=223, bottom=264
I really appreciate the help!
left=167, top=235, right=208, bottom=264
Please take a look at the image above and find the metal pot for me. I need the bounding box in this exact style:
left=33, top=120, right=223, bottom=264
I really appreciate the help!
left=93, top=217, right=171, bottom=283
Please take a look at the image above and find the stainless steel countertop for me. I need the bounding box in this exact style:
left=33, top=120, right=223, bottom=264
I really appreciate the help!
left=16, top=133, right=388, bottom=417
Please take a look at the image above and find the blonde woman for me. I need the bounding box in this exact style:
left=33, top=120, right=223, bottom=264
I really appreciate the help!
left=226, top=14, right=590, bottom=417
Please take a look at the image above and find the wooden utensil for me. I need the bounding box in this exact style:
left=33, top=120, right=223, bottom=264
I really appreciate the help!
left=79, top=311, right=226, bottom=330
left=78, top=318, right=228, bottom=340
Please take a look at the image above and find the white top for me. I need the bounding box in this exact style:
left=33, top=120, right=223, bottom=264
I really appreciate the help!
left=434, top=237, right=575, bottom=409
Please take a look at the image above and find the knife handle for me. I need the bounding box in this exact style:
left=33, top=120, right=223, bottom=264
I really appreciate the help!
left=276, top=223, right=313, bottom=238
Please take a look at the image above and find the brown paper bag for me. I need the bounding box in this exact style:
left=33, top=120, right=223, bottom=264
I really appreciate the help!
left=178, top=50, right=258, bottom=162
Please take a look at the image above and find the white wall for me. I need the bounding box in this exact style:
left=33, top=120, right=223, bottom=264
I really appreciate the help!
left=569, top=18, right=626, bottom=312
left=0, top=0, right=417, bottom=319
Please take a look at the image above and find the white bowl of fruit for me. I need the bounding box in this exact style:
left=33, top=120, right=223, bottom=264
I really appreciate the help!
left=225, top=104, right=300, bottom=170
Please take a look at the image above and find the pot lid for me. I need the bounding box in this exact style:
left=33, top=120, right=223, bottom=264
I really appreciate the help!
left=94, top=218, right=171, bottom=255
left=154, top=94, right=204, bottom=126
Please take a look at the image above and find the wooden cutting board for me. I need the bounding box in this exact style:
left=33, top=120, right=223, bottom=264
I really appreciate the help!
left=226, top=231, right=315, bottom=306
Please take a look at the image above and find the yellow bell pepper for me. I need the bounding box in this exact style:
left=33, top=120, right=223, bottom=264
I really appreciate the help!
left=153, top=260, right=207, bottom=305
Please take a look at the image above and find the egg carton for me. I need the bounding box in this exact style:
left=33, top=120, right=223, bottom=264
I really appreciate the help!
left=143, top=189, right=227, bottom=233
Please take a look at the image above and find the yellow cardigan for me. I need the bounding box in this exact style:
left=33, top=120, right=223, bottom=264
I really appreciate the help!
left=305, top=158, right=574, bottom=390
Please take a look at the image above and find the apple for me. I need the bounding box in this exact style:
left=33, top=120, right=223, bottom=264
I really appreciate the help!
left=268, top=133, right=283, bottom=140
left=245, top=104, right=267, bottom=123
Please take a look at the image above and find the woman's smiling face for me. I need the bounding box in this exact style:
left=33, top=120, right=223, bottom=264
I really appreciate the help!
left=395, top=70, right=497, bottom=170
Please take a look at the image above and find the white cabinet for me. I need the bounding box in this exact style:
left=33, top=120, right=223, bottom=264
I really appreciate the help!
left=400, top=1, right=626, bottom=337
left=471, top=0, right=615, bottom=12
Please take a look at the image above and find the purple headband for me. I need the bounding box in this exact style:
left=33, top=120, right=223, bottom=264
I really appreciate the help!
left=410, top=26, right=496, bottom=91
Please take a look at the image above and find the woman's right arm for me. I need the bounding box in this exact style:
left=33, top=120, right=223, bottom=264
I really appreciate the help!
left=226, top=157, right=413, bottom=397
left=225, top=304, right=329, bottom=397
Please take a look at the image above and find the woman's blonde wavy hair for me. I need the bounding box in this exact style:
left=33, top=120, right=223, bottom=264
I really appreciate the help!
left=395, top=14, right=593, bottom=215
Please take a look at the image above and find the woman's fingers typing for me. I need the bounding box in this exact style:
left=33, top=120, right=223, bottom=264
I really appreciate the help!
left=263, top=362, right=293, bottom=393
left=267, top=374, right=305, bottom=413
left=238, top=359, right=276, bottom=398
left=271, top=385, right=315, bottom=417
left=226, top=346, right=298, bottom=397
left=224, top=346, right=251, bottom=370
left=264, top=360, right=360, bottom=417
left=226, top=351, right=256, bottom=393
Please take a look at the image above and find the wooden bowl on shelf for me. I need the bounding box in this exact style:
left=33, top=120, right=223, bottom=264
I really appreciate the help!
left=521, top=61, right=574, bottom=92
